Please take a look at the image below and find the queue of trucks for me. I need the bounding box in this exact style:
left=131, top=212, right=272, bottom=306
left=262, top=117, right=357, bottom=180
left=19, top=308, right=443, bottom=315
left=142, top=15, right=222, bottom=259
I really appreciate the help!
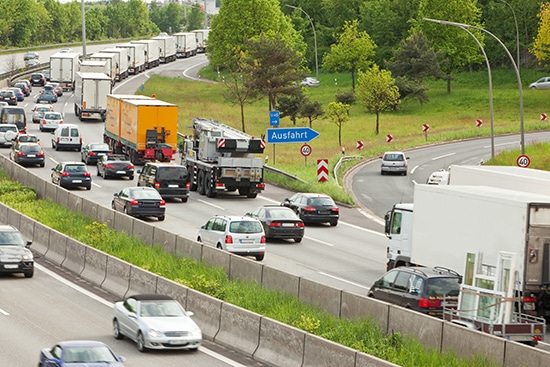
left=385, top=165, right=550, bottom=344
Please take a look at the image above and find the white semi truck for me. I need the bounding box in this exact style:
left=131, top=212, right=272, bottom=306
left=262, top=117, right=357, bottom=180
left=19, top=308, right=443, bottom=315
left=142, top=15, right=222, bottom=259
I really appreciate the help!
left=49, top=52, right=80, bottom=91
left=151, top=35, right=177, bottom=63
left=79, top=60, right=109, bottom=75
left=192, top=29, right=210, bottom=53
left=88, top=53, right=117, bottom=86
left=116, top=43, right=146, bottom=75
left=182, top=118, right=266, bottom=198
left=74, top=72, right=112, bottom=122
left=174, top=32, right=197, bottom=58
left=131, top=39, right=160, bottom=69
left=100, top=47, right=129, bottom=81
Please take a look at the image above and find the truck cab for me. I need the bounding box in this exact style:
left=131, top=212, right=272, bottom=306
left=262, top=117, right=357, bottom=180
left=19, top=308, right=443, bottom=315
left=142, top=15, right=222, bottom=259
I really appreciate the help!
left=385, top=203, right=414, bottom=270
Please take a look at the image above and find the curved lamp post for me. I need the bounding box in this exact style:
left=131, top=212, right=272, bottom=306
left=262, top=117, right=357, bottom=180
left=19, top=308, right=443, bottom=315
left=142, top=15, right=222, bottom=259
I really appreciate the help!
left=498, top=0, right=520, bottom=70
left=423, top=18, right=525, bottom=155
left=286, top=4, right=319, bottom=81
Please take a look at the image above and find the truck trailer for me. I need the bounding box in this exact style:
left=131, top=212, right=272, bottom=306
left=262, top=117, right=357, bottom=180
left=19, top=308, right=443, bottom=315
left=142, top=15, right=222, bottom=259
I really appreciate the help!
left=174, top=32, right=197, bottom=58
left=79, top=60, right=109, bottom=75
left=49, top=52, right=80, bottom=91
left=192, top=29, right=210, bottom=53
left=151, top=35, right=177, bottom=63
left=182, top=118, right=265, bottom=198
left=131, top=39, right=160, bottom=69
left=100, top=47, right=129, bottom=81
left=74, top=72, right=112, bottom=122
left=88, top=53, right=117, bottom=85
left=103, top=95, right=177, bottom=164
left=116, top=43, right=146, bottom=75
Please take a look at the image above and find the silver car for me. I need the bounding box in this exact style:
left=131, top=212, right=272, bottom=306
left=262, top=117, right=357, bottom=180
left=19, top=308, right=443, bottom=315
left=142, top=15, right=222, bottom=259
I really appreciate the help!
left=380, top=151, right=409, bottom=176
left=39, top=111, right=63, bottom=132
left=529, top=77, right=550, bottom=89
left=113, top=294, right=202, bottom=352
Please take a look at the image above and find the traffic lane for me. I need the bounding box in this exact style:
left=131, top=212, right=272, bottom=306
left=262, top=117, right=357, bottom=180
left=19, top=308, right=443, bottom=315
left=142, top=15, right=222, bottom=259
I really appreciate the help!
left=0, top=264, right=264, bottom=367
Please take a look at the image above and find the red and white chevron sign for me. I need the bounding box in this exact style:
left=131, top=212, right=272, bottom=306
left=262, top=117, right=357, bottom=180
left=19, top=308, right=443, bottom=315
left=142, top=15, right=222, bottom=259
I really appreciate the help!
left=217, top=139, right=226, bottom=149
left=476, top=119, right=483, bottom=127
left=317, top=159, right=328, bottom=182
left=260, top=140, right=266, bottom=148
left=386, top=134, right=393, bottom=143
left=356, top=140, right=364, bottom=150
left=422, top=123, right=429, bottom=132
left=541, top=113, right=547, bottom=121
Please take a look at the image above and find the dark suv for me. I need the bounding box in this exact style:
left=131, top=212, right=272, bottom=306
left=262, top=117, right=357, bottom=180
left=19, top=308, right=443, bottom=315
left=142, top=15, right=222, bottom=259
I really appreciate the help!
left=368, top=266, right=461, bottom=318
left=29, top=73, right=45, bottom=86
left=137, top=162, right=189, bottom=203
left=0, top=225, right=34, bottom=278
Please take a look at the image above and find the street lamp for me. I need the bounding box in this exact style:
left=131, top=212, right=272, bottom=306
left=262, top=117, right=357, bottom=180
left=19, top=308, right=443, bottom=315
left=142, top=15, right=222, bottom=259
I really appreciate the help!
left=81, top=0, right=86, bottom=57
left=423, top=18, right=525, bottom=155
left=498, top=0, right=520, bottom=70
left=286, top=4, right=318, bottom=81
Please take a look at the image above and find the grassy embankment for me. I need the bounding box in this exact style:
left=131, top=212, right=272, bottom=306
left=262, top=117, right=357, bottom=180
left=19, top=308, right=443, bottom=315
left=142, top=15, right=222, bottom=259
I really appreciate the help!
left=4, top=68, right=547, bottom=366
left=137, top=67, right=550, bottom=203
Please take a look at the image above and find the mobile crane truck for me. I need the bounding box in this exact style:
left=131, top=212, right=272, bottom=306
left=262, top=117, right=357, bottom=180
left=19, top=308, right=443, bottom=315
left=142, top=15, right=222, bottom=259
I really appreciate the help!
left=182, top=118, right=265, bottom=198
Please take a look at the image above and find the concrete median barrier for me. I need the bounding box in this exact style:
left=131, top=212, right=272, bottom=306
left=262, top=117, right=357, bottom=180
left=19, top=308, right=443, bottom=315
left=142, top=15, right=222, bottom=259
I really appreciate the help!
left=0, top=202, right=7, bottom=223
left=201, top=244, right=230, bottom=272
left=101, top=256, right=131, bottom=298
left=175, top=236, right=203, bottom=262
left=186, top=288, right=222, bottom=339
left=228, top=255, right=262, bottom=284
left=340, top=292, right=390, bottom=328
left=81, top=197, right=99, bottom=220
left=30, top=221, right=51, bottom=255
left=80, top=247, right=108, bottom=287
left=215, top=302, right=260, bottom=356
left=298, top=278, right=343, bottom=318
left=152, top=226, right=177, bottom=254
left=156, top=276, right=190, bottom=305
left=46, top=229, right=68, bottom=266
left=504, top=339, right=550, bottom=366
left=356, top=352, right=402, bottom=367
left=126, top=265, right=159, bottom=297
left=44, top=181, right=58, bottom=202
left=302, top=333, right=356, bottom=367
left=55, top=186, right=70, bottom=208
left=61, top=237, right=86, bottom=275
left=262, top=266, right=300, bottom=298
left=5, top=207, right=22, bottom=230
left=254, top=317, right=306, bottom=367
left=96, top=205, right=114, bottom=226
left=387, top=306, right=443, bottom=350
left=132, top=219, right=153, bottom=245
left=67, top=193, right=84, bottom=213
left=111, top=211, right=133, bottom=236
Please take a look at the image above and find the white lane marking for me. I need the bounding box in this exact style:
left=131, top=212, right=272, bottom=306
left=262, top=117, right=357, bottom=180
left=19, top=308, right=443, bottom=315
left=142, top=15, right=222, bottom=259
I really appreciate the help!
left=0, top=307, right=9, bottom=316
left=304, top=236, right=334, bottom=247
left=197, top=199, right=226, bottom=211
left=432, top=152, right=455, bottom=160
left=411, top=165, right=418, bottom=174
left=183, top=61, right=210, bottom=81
left=354, top=209, right=386, bottom=229
left=36, top=264, right=248, bottom=366
left=319, top=272, right=370, bottom=291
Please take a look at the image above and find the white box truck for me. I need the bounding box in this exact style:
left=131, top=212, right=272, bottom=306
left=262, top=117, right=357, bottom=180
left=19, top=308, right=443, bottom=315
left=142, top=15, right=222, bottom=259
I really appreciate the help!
left=151, top=35, right=177, bottom=63
left=74, top=72, right=112, bottom=122
left=192, top=29, right=210, bottom=53
left=79, top=60, right=109, bottom=75
left=116, top=43, right=145, bottom=75
left=100, top=47, right=129, bottom=81
left=385, top=184, right=550, bottom=321
left=89, top=53, right=117, bottom=85
left=174, top=32, right=197, bottom=58
left=50, top=52, right=80, bottom=91
left=131, top=39, right=160, bottom=69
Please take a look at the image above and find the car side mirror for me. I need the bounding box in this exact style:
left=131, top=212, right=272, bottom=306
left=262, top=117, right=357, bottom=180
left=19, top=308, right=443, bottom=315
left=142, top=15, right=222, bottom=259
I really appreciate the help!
left=200, top=224, right=206, bottom=229
left=51, top=167, right=55, bottom=171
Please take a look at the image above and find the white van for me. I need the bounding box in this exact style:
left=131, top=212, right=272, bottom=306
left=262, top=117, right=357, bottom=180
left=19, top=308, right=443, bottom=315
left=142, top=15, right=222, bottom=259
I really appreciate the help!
left=51, top=124, right=82, bottom=151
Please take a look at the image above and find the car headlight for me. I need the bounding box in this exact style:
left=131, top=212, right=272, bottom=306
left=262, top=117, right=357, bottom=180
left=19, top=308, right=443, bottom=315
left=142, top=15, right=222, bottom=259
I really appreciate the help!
left=22, top=253, right=33, bottom=260
left=190, top=327, right=202, bottom=338
left=147, top=329, right=162, bottom=338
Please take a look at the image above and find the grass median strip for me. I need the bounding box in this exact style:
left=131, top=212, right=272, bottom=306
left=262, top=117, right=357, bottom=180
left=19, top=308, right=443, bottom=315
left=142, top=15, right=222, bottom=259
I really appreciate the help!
left=0, top=171, right=497, bottom=367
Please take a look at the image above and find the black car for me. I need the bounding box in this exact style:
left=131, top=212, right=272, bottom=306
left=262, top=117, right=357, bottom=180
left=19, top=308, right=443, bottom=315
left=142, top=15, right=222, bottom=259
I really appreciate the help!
left=245, top=205, right=304, bottom=243
left=81, top=142, right=111, bottom=165
left=281, top=193, right=339, bottom=226
left=137, top=162, right=189, bottom=203
left=368, top=266, right=461, bottom=318
left=97, top=154, right=134, bottom=179
left=51, top=162, right=92, bottom=190
left=29, top=73, right=46, bottom=86
left=0, top=89, right=17, bottom=105
left=112, top=186, right=166, bottom=221
left=0, top=225, right=33, bottom=278
left=10, top=143, right=45, bottom=167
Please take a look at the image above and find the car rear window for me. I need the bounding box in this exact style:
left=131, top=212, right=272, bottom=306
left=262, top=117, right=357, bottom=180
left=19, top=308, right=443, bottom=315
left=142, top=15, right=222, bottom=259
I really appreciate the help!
left=229, top=221, right=263, bottom=234
left=426, top=278, right=461, bottom=298
left=384, top=153, right=404, bottom=161
left=307, top=197, right=335, bottom=206
left=157, top=166, right=187, bottom=180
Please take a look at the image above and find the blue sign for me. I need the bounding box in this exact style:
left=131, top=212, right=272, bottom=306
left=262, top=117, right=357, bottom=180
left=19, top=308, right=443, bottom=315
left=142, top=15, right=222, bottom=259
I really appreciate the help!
left=269, top=110, right=280, bottom=127
left=266, top=127, right=320, bottom=144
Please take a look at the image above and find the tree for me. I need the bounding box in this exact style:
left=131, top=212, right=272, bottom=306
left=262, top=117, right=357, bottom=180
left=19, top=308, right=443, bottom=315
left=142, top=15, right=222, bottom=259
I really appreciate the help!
left=277, top=92, right=305, bottom=126
left=410, top=0, right=483, bottom=94
left=322, top=19, right=376, bottom=91
left=244, top=35, right=307, bottom=112
left=532, top=2, right=550, bottom=65
left=186, top=4, right=204, bottom=31
left=356, top=65, right=400, bottom=135
left=387, top=31, right=444, bottom=105
left=326, top=102, right=350, bottom=146
left=207, top=0, right=304, bottom=68
left=299, top=99, right=324, bottom=128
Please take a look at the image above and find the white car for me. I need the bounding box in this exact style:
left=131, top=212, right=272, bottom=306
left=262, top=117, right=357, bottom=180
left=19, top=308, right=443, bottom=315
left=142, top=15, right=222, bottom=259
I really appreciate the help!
left=300, top=77, right=320, bottom=87
left=113, top=294, right=202, bottom=352
left=40, top=111, right=63, bottom=132
left=197, top=215, right=266, bottom=261
left=380, top=151, right=409, bottom=176
left=0, top=124, right=19, bottom=147
left=529, top=77, right=550, bottom=89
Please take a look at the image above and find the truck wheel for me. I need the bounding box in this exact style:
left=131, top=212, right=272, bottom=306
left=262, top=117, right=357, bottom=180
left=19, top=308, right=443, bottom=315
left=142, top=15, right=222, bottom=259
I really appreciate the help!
left=197, top=171, right=205, bottom=195
left=238, top=187, right=250, bottom=196
left=205, top=175, right=216, bottom=198
left=247, top=192, right=257, bottom=199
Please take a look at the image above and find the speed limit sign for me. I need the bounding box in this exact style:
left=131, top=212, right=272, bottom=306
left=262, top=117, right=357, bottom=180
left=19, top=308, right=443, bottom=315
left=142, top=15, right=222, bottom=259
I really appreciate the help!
left=300, top=144, right=312, bottom=157
left=516, top=154, right=531, bottom=168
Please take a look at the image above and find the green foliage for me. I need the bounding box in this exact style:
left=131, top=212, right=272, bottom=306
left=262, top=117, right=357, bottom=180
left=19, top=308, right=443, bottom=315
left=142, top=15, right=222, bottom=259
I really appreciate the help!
left=277, top=93, right=306, bottom=125
left=326, top=101, right=351, bottom=146
left=335, top=89, right=356, bottom=105
left=298, top=98, right=324, bottom=128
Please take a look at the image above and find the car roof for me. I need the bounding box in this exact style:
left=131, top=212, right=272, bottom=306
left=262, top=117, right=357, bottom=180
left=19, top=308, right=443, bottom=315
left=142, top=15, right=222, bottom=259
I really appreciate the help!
left=213, top=215, right=260, bottom=222
left=127, top=294, right=174, bottom=301
left=394, top=266, right=461, bottom=279
left=0, top=224, right=19, bottom=233
left=297, top=192, right=332, bottom=198
left=57, top=340, right=110, bottom=348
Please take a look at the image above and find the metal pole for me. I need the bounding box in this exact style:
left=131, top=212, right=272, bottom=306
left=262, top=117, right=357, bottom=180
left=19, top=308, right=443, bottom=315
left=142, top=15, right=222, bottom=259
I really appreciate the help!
left=498, top=0, right=520, bottom=70
left=423, top=18, right=525, bottom=155
left=285, top=4, right=318, bottom=80
left=203, top=0, right=208, bottom=28
left=81, top=0, right=86, bottom=57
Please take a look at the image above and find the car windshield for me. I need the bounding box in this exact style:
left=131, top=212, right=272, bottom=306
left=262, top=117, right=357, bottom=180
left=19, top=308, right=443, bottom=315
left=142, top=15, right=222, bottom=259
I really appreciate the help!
left=426, top=278, right=461, bottom=298
left=63, top=346, right=117, bottom=363
left=0, top=230, right=25, bottom=246
left=140, top=300, right=186, bottom=317
left=229, top=220, right=263, bottom=234
left=157, top=167, right=187, bottom=180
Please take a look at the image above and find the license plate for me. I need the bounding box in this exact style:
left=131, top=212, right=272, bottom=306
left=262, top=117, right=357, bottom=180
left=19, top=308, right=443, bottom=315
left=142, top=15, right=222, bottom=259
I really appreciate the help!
left=116, top=171, right=126, bottom=174
left=441, top=301, right=457, bottom=307
left=98, top=153, right=105, bottom=156
left=168, top=184, right=179, bottom=188
left=4, top=264, right=18, bottom=269
left=282, top=223, right=294, bottom=227
left=72, top=180, right=82, bottom=183
left=60, top=138, right=68, bottom=142
left=167, top=340, right=186, bottom=345
left=240, top=239, right=254, bottom=244
left=27, top=155, right=35, bottom=157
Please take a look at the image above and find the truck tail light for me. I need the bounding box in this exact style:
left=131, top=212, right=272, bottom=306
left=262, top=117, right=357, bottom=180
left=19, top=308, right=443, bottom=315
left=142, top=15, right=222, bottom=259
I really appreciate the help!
left=419, top=298, right=441, bottom=308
